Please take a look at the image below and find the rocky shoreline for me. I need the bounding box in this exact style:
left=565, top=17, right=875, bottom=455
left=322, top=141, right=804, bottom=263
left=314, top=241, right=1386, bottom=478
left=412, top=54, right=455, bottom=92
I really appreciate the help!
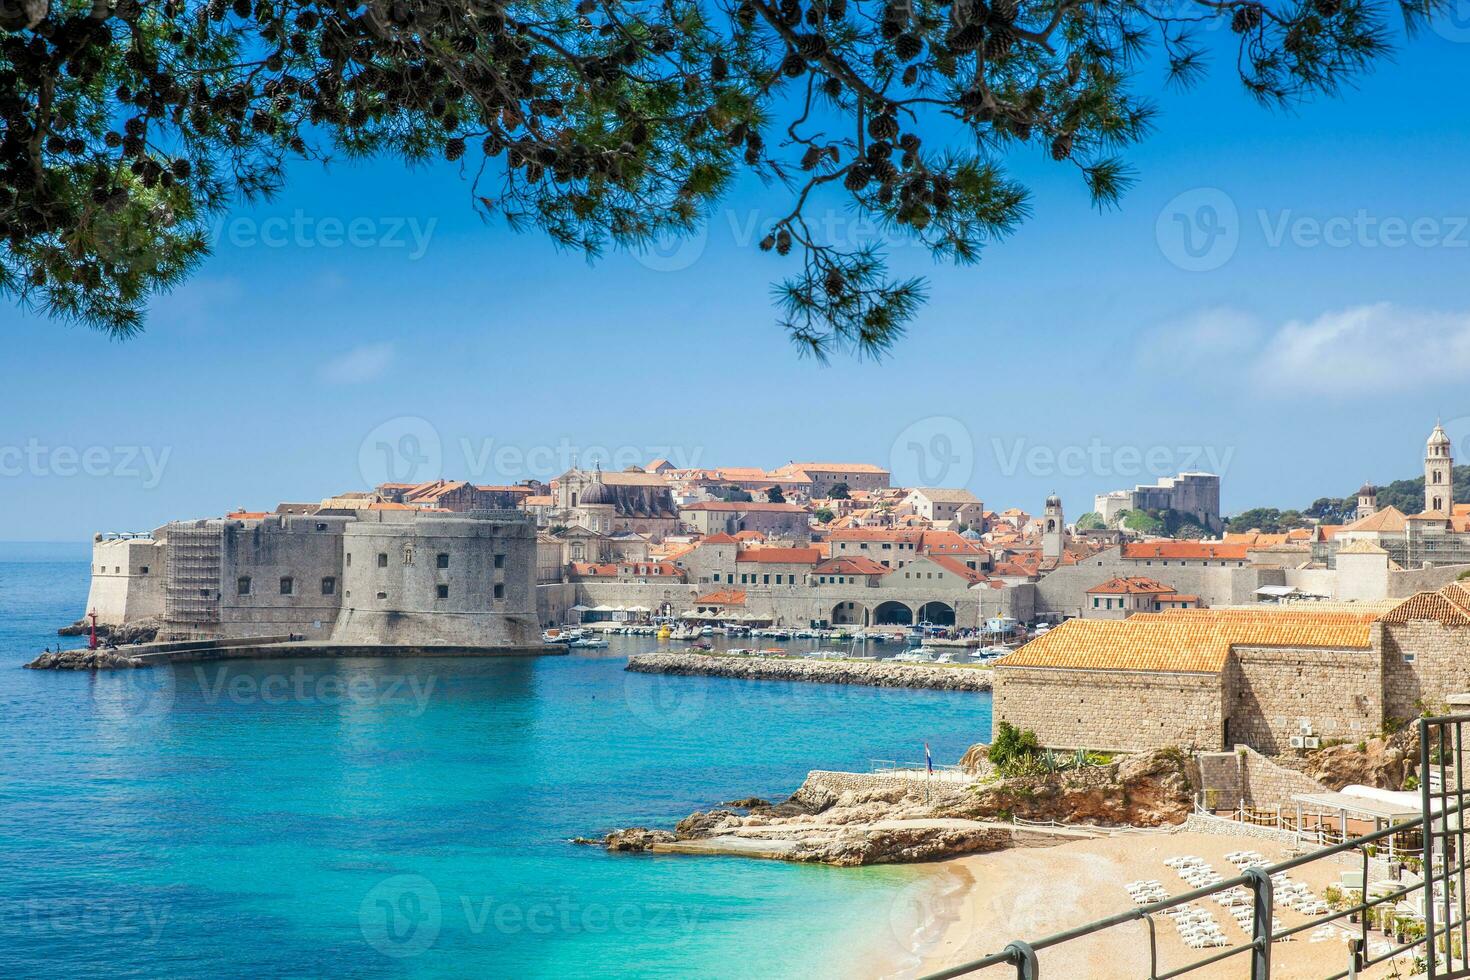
left=25, top=649, right=145, bottom=670
left=577, top=748, right=1196, bottom=866
left=625, top=652, right=993, bottom=691
left=57, top=618, right=159, bottom=645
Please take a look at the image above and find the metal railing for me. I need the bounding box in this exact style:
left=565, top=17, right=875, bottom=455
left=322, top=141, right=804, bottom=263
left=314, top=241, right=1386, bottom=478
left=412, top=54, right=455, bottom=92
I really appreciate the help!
left=922, top=713, right=1470, bottom=980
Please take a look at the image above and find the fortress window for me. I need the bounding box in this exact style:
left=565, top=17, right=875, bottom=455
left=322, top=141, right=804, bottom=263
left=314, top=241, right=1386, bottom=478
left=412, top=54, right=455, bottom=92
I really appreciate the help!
left=377, top=591, right=387, bottom=600
left=436, top=584, right=449, bottom=599
left=140, top=566, right=150, bottom=575
left=493, top=584, right=505, bottom=599
left=494, top=554, right=504, bottom=569
left=345, top=553, right=352, bottom=566
left=321, top=577, right=336, bottom=596
left=237, top=576, right=251, bottom=595
left=437, top=553, right=450, bottom=569
left=377, top=553, right=388, bottom=567
left=280, top=577, right=294, bottom=595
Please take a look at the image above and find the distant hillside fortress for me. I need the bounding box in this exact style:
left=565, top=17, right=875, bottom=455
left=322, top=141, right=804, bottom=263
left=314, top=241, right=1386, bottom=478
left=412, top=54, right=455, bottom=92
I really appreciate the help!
left=86, top=507, right=538, bottom=646
left=1094, top=472, right=1222, bottom=534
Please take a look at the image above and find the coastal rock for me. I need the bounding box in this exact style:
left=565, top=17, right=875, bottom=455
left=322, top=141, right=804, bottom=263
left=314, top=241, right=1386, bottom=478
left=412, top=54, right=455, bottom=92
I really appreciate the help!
left=962, top=748, right=1195, bottom=827
left=720, top=797, right=771, bottom=810
left=674, top=809, right=741, bottom=838
left=625, top=652, right=992, bottom=692
left=790, top=825, right=1011, bottom=867
left=57, top=618, right=160, bottom=645
left=599, top=828, right=678, bottom=852
left=1285, top=728, right=1418, bottom=792
left=24, top=649, right=145, bottom=671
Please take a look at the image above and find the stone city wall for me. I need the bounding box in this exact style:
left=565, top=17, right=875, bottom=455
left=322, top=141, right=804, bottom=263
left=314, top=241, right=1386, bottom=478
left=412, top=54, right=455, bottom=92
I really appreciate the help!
left=993, top=666, right=1224, bottom=753
left=1380, top=619, right=1470, bottom=721
left=1225, top=646, right=1382, bottom=755
left=84, top=536, right=166, bottom=625
left=1196, top=747, right=1329, bottom=811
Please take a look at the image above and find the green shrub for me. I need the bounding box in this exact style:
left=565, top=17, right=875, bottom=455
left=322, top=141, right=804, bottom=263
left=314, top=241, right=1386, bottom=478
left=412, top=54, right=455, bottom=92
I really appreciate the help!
left=989, top=721, right=1040, bottom=769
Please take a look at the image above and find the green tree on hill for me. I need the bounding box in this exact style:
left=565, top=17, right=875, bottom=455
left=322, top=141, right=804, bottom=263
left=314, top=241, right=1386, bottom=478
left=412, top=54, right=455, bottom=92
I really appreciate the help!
left=1074, top=511, right=1105, bottom=531
left=1120, top=509, right=1163, bottom=534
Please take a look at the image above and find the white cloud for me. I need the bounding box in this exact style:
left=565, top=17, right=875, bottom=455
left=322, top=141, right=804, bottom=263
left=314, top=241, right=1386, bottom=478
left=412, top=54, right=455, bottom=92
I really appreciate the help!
left=1136, top=307, right=1264, bottom=372
left=1252, top=303, right=1470, bottom=396
left=321, top=343, right=395, bottom=384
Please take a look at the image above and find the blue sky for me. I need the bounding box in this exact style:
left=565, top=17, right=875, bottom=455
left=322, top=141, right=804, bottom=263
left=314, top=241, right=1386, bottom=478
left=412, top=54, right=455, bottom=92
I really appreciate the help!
left=5, top=21, right=1470, bottom=541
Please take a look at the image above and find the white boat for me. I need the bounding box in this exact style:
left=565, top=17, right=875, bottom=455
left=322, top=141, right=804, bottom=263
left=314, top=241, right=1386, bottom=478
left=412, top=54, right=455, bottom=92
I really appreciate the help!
left=933, top=649, right=973, bottom=664
left=569, top=637, right=609, bottom=649
left=892, top=648, right=938, bottom=664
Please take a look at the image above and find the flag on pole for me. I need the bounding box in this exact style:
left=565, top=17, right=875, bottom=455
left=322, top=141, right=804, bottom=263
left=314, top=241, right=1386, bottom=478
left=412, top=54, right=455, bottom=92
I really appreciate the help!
left=924, top=742, right=933, bottom=774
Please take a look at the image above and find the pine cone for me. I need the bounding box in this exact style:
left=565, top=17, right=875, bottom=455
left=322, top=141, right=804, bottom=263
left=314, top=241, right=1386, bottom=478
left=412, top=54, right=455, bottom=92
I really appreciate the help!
left=1231, top=5, right=1261, bottom=32
left=984, top=26, right=1015, bottom=58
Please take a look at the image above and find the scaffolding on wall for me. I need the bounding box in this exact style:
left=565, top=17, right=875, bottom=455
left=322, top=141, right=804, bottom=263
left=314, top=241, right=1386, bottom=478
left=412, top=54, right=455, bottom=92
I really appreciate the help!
left=165, top=521, right=223, bottom=624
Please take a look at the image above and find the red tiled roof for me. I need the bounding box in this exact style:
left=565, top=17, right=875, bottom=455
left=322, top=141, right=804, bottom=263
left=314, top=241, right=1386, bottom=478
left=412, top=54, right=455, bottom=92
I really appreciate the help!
left=681, top=501, right=808, bottom=513
left=694, top=589, right=746, bottom=605
left=1086, top=576, right=1177, bottom=596
left=925, top=554, right=987, bottom=584
left=813, top=556, right=892, bottom=576
left=1121, top=542, right=1250, bottom=561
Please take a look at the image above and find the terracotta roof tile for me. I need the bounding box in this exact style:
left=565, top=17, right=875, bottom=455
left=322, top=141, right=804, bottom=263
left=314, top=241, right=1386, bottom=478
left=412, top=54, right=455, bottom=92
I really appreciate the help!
left=1086, top=576, right=1177, bottom=595
left=1121, top=541, right=1250, bottom=561
left=694, top=589, right=746, bottom=605
left=998, top=608, right=1376, bottom=674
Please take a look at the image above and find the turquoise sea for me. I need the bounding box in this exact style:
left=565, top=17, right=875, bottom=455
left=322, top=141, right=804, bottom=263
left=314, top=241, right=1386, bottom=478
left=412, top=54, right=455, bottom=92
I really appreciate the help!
left=0, top=548, right=992, bottom=978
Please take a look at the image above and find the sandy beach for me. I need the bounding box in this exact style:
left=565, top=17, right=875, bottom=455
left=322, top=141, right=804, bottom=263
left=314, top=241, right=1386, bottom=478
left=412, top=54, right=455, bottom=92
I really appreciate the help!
left=871, top=830, right=1420, bottom=980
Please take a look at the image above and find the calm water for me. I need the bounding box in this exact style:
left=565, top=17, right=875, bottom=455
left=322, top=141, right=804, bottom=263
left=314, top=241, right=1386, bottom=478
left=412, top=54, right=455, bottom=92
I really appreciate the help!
left=0, top=552, right=992, bottom=978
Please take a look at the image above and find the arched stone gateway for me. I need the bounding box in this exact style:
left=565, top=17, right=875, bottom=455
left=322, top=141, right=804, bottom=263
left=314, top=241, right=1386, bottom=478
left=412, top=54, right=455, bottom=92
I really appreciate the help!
left=872, top=601, right=914, bottom=626
left=832, top=601, right=868, bottom=626
left=917, top=601, right=956, bottom=627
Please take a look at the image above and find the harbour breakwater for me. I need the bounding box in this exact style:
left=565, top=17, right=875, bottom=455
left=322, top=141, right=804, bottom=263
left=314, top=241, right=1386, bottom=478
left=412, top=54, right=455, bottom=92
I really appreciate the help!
left=625, top=652, right=993, bottom=692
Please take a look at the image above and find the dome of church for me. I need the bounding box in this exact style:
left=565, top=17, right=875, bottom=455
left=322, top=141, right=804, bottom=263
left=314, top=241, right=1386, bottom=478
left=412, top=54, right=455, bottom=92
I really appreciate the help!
left=580, top=470, right=615, bottom=506
left=1045, top=492, right=1062, bottom=509
left=1358, top=482, right=1377, bottom=497
left=1428, top=422, right=1451, bottom=448
left=960, top=527, right=983, bottom=541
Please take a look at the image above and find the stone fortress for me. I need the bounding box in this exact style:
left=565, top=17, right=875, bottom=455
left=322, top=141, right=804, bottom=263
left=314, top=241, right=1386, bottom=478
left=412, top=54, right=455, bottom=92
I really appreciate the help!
left=85, top=504, right=539, bottom=648
left=1094, top=472, right=1223, bottom=534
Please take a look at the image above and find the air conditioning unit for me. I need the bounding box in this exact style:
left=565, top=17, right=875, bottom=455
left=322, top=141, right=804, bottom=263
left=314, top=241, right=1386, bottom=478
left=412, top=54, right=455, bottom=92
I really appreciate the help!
left=1289, top=735, right=1307, bottom=749
left=1303, top=736, right=1320, bottom=749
